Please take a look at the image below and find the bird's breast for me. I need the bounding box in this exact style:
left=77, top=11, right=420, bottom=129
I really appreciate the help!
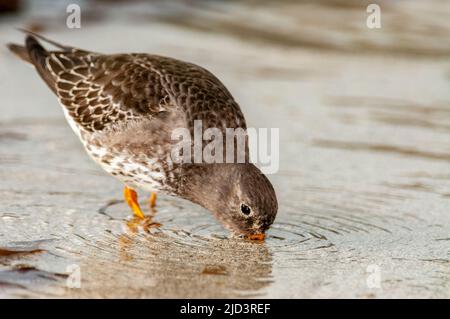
left=81, top=137, right=169, bottom=193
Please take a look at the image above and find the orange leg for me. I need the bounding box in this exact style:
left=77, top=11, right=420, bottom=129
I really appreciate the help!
left=123, top=186, right=145, bottom=219
left=149, top=192, right=157, bottom=209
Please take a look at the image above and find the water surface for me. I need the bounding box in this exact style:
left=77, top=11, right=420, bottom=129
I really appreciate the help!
left=0, top=0, right=449, bottom=298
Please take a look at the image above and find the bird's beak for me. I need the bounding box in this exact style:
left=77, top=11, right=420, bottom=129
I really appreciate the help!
left=245, top=233, right=266, bottom=241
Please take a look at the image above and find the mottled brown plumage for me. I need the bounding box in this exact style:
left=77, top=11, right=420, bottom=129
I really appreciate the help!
left=8, top=31, right=278, bottom=236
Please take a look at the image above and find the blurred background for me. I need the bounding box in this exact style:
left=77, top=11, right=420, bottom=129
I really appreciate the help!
left=0, top=0, right=449, bottom=298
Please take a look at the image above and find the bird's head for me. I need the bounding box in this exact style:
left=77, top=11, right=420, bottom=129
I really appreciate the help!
left=181, top=163, right=278, bottom=239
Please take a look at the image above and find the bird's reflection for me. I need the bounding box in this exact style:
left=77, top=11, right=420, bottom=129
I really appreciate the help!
left=118, top=207, right=161, bottom=262
left=75, top=208, right=273, bottom=298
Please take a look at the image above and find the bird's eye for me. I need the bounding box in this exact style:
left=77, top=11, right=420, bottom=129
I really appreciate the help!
left=240, top=203, right=251, bottom=216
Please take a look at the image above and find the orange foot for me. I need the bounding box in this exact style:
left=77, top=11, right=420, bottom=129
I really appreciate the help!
left=149, top=192, right=157, bottom=209
left=123, top=186, right=145, bottom=219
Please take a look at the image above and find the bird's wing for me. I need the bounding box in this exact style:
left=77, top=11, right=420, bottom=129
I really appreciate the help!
left=11, top=34, right=246, bottom=134
left=49, top=52, right=247, bottom=133
left=46, top=52, right=174, bottom=132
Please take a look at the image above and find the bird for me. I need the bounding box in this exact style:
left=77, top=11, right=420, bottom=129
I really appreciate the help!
left=7, top=31, right=278, bottom=239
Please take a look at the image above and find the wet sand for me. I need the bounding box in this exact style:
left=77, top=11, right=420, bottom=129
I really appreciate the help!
left=0, top=0, right=449, bottom=298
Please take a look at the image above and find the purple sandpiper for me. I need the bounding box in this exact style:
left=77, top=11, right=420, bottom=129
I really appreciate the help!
left=8, top=31, right=278, bottom=238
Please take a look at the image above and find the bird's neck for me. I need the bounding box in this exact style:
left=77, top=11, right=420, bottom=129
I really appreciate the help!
left=176, top=164, right=233, bottom=213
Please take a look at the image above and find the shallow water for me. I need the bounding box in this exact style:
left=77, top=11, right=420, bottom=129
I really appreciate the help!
left=0, top=0, right=449, bottom=298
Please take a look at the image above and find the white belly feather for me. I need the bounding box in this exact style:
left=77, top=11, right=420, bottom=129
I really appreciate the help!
left=60, top=101, right=165, bottom=192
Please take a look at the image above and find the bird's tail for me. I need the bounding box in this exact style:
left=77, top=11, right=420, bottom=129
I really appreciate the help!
left=8, top=27, right=76, bottom=63
left=7, top=42, right=31, bottom=63
left=7, top=29, right=89, bottom=93
left=7, top=28, right=73, bottom=60
left=7, top=30, right=66, bottom=92
left=8, top=35, right=56, bottom=92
